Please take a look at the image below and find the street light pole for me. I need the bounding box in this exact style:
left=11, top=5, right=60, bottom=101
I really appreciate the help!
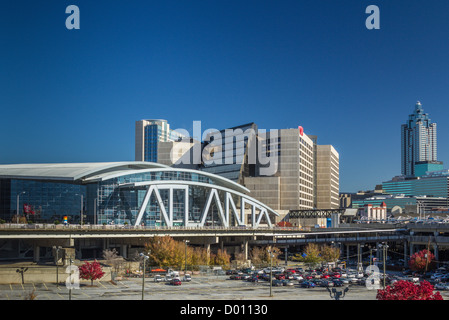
left=140, top=253, right=149, bottom=300
left=184, top=240, right=190, bottom=275
left=53, top=246, right=61, bottom=287
left=378, top=243, right=389, bottom=289
left=268, top=248, right=273, bottom=297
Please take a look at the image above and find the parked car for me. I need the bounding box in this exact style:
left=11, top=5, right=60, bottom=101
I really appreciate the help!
left=331, top=272, right=341, bottom=278
left=272, top=280, right=283, bottom=287
left=275, top=273, right=286, bottom=280
left=285, top=273, right=294, bottom=279
left=279, top=280, right=294, bottom=286
left=248, top=276, right=259, bottom=282
left=183, top=274, right=192, bottom=282
left=294, top=274, right=304, bottom=281
left=165, top=275, right=173, bottom=282
left=261, top=274, right=270, bottom=281
left=300, top=281, right=316, bottom=288
left=171, top=278, right=182, bottom=286
left=435, top=283, right=449, bottom=290
left=154, top=274, right=162, bottom=282
left=333, top=279, right=344, bottom=287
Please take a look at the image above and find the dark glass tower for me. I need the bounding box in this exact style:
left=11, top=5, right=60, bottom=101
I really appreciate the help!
left=401, top=101, right=437, bottom=177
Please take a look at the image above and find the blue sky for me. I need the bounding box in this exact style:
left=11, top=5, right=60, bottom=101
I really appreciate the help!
left=1, top=0, right=449, bottom=192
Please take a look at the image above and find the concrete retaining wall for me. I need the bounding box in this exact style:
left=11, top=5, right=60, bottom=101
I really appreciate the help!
left=0, top=264, right=112, bottom=284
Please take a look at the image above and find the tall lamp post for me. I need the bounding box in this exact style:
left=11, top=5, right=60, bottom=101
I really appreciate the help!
left=378, top=242, right=389, bottom=289
left=53, top=246, right=62, bottom=287
left=268, top=248, right=274, bottom=297
left=140, top=253, right=149, bottom=300
left=16, top=191, right=26, bottom=224
left=184, top=240, right=190, bottom=275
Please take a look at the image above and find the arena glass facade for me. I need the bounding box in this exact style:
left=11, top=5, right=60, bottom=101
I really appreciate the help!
left=0, top=162, right=278, bottom=227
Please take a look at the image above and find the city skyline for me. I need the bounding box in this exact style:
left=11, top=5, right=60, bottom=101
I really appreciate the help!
left=1, top=1, right=449, bottom=193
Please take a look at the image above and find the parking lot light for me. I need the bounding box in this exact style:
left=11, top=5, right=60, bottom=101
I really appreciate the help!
left=140, top=253, right=149, bottom=300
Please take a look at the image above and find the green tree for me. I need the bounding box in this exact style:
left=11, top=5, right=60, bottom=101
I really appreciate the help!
left=299, top=243, right=322, bottom=267
left=250, top=246, right=281, bottom=266
left=320, top=245, right=340, bottom=264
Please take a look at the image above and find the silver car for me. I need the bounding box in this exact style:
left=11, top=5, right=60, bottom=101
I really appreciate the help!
left=154, top=275, right=162, bottom=282
left=183, top=274, right=192, bottom=282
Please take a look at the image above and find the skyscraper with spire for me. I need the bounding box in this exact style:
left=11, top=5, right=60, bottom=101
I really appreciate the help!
left=401, top=101, right=438, bottom=177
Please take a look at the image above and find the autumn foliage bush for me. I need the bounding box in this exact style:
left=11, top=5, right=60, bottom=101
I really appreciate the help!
left=79, top=260, right=105, bottom=286
left=376, top=280, right=443, bottom=300
left=144, top=236, right=231, bottom=269
left=408, top=249, right=435, bottom=272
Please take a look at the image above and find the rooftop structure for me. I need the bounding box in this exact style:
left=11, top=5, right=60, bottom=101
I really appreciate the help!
left=0, top=162, right=279, bottom=228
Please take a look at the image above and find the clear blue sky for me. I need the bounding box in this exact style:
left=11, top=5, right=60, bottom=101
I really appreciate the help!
left=1, top=0, right=449, bottom=193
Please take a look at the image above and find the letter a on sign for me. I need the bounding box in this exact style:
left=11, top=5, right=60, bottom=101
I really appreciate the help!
left=66, top=5, right=80, bottom=30
left=365, top=5, right=380, bottom=30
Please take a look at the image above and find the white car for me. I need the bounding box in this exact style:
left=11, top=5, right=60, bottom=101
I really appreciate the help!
left=183, top=274, right=192, bottom=282
left=294, top=275, right=303, bottom=281
left=154, top=275, right=162, bottom=282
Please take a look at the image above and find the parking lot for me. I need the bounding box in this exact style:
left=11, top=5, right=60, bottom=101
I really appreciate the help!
left=2, top=261, right=449, bottom=302
left=3, top=273, right=447, bottom=301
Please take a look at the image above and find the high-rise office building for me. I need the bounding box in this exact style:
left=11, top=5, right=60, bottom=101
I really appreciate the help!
left=135, top=119, right=184, bottom=162
left=314, top=145, right=340, bottom=209
left=401, top=101, right=438, bottom=177
left=154, top=123, right=339, bottom=214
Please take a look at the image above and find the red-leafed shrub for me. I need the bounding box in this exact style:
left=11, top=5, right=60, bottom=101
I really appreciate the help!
left=409, top=249, right=435, bottom=272
left=376, top=280, right=443, bottom=300
left=79, top=260, right=105, bottom=286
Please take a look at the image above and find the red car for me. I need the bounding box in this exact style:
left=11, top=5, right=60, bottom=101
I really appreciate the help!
left=320, top=274, right=330, bottom=279
left=275, top=274, right=286, bottom=280
left=332, top=273, right=341, bottom=278
left=171, top=279, right=182, bottom=286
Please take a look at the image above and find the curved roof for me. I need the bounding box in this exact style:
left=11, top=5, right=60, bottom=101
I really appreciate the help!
left=0, top=161, right=250, bottom=194
left=85, top=167, right=250, bottom=194
left=0, top=162, right=169, bottom=182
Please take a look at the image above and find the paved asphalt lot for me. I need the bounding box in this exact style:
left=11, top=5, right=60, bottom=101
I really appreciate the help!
left=2, top=274, right=449, bottom=301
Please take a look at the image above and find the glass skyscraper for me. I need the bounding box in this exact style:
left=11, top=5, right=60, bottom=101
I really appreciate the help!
left=401, top=101, right=438, bottom=177
left=135, top=119, right=184, bottom=162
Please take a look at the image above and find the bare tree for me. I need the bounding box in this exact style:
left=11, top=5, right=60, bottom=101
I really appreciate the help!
left=102, top=248, right=124, bottom=278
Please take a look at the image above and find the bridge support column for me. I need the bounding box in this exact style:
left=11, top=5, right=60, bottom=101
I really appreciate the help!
left=433, top=244, right=439, bottom=268
left=243, top=240, right=248, bottom=261
left=403, top=241, right=408, bottom=268
left=121, top=244, right=128, bottom=259
left=33, top=245, right=40, bottom=263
